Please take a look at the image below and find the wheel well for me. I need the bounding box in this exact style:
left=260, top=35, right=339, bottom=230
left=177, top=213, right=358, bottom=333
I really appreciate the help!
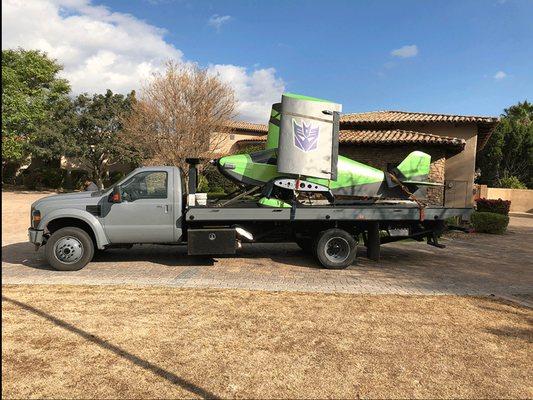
left=46, top=218, right=97, bottom=246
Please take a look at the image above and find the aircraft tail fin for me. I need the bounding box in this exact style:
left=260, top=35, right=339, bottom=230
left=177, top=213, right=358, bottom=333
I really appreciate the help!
left=265, top=103, right=281, bottom=149
left=393, top=151, right=435, bottom=185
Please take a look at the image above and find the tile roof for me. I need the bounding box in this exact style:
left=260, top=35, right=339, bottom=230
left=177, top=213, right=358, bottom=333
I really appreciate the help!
left=234, top=129, right=465, bottom=150
left=227, top=120, right=268, bottom=133
left=339, top=129, right=465, bottom=149
left=234, top=137, right=266, bottom=143
left=340, top=110, right=498, bottom=125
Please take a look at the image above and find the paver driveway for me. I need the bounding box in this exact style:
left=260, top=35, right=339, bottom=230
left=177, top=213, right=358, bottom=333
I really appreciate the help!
left=2, top=191, right=533, bottom=295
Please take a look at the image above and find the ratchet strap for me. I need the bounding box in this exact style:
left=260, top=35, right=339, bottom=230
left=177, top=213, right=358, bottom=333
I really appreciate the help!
left=388, top=172, right=427, bottom=221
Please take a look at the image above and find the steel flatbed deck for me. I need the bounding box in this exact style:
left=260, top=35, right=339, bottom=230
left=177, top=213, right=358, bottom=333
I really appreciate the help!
left=186, top=203, right=472, bottom=222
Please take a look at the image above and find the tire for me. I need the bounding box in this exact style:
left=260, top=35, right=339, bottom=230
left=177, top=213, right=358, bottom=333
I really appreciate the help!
left=45, top=227, right=94, bottom=271
left=315, top=228, right=357, bottom=269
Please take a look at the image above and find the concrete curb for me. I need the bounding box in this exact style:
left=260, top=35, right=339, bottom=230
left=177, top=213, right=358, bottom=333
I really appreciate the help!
left=492, top=294, right=533, bottom=309
left=510, top=212, right=533, bottom=219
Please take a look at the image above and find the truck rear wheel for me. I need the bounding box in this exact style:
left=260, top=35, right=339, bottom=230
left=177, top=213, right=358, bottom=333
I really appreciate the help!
left=45, top=227, right=94, bottom=271
left=315, top=228, right=357, bottom=269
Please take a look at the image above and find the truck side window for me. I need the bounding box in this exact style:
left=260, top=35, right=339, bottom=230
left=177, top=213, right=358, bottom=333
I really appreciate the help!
left=120, top=171, right=168, bottom=201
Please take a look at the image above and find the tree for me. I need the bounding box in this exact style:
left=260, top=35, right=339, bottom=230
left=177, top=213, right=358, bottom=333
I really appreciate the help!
left=477, top=101, right=533, bottom=188
left=70, top=90, right=140, bottom=189
left=2, top=49, right=70, bottom=167
left=499, top=176, right=527, bottom=189
left=123, top=62, right=236, bottom=177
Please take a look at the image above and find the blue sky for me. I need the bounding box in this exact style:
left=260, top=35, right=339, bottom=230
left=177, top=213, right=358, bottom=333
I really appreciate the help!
left=95, top=0, right=533, bottom=117
left=3, top=0, right=532, bottom=121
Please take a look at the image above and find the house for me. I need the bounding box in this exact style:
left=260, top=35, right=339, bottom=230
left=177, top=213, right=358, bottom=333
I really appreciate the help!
left=228, top=110, right=499, bottom=207
left=59, top=120, right=270, bottom=185
left=217, top=121, right=270, bottom=154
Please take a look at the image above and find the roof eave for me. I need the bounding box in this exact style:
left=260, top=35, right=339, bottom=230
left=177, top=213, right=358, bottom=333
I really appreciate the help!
left=475, top=121, right=500, bottom=152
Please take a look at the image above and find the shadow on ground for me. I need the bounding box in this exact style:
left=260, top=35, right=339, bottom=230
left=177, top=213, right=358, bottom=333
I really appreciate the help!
left=1, top=242, right=216, bottom=269
left=2, top=240, right=418, bottom=272
left=2, top=295, right=219, bottom=399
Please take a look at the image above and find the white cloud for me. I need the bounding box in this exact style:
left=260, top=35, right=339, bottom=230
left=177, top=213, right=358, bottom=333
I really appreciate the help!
left=493, top=70, right=507, bottom=80
left=209, top=65, right=284, bottom=122
left=2, top=0, right=182, bottom=94
left=390, top=44, right=419, bottom=58
left=207, top=14, right=232, bottom=31
left=2, top=0, right=283, bottom=122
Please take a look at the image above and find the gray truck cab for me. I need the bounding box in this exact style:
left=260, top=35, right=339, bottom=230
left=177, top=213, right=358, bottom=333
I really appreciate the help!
left=28, top=166, right=185, bottom=270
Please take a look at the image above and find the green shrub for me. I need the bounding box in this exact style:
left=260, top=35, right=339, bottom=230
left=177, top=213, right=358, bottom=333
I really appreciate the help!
left=207, top=191, right=227, bottom=199
left=197, top=174, right=209, bottom=192
left=499, top=176, right=527, bottom=189
left=41, top=168, right=65, bottom=188
left=19, top=168, right=65, bottom=189
left=240, top=143, right=265, bottom=154
left=2, top=162, right=21, bottom=184
left=104, top=170, right=127, bottom=188
left=476, top=198, right=511, bottom=215
left=20, top=169, right=43, bottom=190
left=70, top=170, right=90, bottom=190
left=203, top=164, right=239, bottom=195
left=470, top=211, right=509, bottom=234
left=445, top=216, right=460, bottom=226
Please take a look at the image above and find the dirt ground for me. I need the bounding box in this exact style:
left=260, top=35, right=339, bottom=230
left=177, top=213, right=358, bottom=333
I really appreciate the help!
left=2, top=191, right=56, bottom=245
left=2, top=285, right=533, bottom=399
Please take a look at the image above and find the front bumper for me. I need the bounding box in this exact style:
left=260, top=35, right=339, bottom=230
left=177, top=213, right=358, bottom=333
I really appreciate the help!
left=28, top=228, right=45, bottom=246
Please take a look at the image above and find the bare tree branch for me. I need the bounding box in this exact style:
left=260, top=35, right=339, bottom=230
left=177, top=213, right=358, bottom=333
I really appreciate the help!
left=123, top=62, right=236, bottom=178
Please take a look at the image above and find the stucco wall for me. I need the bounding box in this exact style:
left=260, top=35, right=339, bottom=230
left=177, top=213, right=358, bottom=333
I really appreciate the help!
left=485, top=188, right=533, bottom=213
left=217, top=131, right=266, bottom=154
left=420, top=124, right=477, bottom=208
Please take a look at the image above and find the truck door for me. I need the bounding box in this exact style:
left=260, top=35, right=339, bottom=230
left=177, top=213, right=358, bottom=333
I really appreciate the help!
left=101, top=170, right=175, bottom=243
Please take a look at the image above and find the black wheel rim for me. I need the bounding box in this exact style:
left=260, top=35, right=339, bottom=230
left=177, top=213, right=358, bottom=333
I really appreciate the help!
left=325, top=237, right=350, bottom=263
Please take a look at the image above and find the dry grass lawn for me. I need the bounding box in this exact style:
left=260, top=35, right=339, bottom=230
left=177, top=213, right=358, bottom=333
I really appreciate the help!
left=2, top=285, right=532, bottom=399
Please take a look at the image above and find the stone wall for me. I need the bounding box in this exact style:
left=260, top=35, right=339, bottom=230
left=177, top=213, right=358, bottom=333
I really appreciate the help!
left=340, top=144, right=446, bottom=205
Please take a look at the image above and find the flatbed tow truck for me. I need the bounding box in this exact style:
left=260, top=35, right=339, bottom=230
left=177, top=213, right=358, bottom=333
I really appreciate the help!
left=28, top=93, right=472, bottom=271
left=28, top=162, right=470, bottom=271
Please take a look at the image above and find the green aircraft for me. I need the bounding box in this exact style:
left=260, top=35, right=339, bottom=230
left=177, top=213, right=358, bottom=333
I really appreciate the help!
left=216, top=94, right=439, bottom=206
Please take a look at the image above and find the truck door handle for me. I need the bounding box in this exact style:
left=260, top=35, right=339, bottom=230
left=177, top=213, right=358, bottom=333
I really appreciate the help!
left=164, top=205, right=169, bottom=213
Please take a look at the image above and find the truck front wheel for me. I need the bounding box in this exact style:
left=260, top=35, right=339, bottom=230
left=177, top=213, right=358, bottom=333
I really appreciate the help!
left=45, top=227, right=94, bottom=271
left=315, top=228, right=357, bottom=269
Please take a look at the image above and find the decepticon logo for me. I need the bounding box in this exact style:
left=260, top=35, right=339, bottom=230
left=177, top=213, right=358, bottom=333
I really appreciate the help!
left=292, top=119, right=319, bottom=152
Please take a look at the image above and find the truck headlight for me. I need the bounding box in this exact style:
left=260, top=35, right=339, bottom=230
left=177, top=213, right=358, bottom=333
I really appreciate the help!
left=32, top=210, right=41, bottom=227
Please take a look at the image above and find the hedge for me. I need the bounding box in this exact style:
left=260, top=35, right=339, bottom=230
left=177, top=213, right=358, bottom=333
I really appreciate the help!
left=203, top=164, right=239, bottom=195
left=19, top=168, right=67, bottom=190
left=470, top=211, right=509, bottom=234
left=476, top=198, right=511, bottom=216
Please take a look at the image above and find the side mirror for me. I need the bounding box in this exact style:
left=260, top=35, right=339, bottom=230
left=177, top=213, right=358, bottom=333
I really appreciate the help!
left=109, top=186, right=122, bottom=203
